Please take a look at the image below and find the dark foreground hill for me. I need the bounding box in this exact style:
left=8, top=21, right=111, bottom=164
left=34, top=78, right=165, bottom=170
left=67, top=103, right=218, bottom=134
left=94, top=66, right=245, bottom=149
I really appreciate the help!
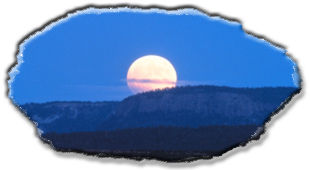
left=42, top=125, right=259, bottom=162
left=19, top=85, right=299, bottom=161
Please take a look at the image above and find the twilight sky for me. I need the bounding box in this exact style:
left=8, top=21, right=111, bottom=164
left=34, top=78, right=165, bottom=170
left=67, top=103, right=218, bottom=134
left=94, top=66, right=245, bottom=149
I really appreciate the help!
left=10, top=8, right=299, bottom=104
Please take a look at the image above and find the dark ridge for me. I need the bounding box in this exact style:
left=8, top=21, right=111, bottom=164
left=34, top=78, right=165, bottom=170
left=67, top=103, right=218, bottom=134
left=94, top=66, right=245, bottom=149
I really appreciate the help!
left=17, top=85, right=301, bottom=162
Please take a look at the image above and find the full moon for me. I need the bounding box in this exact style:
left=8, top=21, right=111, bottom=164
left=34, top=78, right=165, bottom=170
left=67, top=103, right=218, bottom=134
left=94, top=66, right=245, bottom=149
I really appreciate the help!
left=127, top=55, right=177, bottom=94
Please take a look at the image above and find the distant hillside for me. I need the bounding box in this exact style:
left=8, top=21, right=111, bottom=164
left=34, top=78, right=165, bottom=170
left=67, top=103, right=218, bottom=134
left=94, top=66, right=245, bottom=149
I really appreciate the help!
left=21, top=101, right=119, bottom=133
left=103, top=86, right=297, bottom=130
left=20, top=85, right=299, bottom=133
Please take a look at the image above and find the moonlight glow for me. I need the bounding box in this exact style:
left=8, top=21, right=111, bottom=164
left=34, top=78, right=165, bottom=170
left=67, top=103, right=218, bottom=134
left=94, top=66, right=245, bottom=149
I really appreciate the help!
left=127, top=55, right=177, bottom=94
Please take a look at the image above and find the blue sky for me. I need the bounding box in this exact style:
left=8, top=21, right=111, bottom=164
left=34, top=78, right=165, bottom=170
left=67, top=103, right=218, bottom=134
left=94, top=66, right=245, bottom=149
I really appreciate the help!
left=10, top=8, right=299, bottom=104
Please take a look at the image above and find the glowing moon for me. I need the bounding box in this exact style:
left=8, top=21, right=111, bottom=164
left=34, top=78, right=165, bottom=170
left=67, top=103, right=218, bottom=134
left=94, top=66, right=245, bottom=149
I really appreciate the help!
left=127, top=55, right=177, bottom=93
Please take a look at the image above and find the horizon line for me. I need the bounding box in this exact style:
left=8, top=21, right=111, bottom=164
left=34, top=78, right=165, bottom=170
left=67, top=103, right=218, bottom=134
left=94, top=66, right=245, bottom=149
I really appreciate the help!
left=16, top=85, right=300, bottom=105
